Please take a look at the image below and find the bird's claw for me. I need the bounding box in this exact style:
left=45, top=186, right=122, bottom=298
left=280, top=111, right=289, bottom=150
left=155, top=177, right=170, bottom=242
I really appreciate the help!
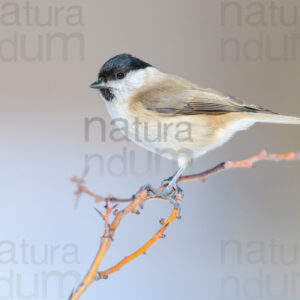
left=133, top=182, right=183, bottom=217
left=159, top=180, right=183, bottom=216
left=160, top=178, right=183, bottom=196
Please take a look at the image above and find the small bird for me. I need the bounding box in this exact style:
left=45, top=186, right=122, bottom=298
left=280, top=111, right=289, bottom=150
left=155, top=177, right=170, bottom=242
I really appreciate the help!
left=90, top=53, right=300, bottom=210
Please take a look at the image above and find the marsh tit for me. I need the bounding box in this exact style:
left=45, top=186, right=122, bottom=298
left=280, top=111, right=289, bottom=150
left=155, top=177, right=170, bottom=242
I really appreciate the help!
left=90, top=53, right=300, bottom=210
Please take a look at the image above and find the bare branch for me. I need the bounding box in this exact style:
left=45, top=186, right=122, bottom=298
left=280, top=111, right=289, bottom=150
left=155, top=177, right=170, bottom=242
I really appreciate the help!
left=69, top=150, right=300, bottom=300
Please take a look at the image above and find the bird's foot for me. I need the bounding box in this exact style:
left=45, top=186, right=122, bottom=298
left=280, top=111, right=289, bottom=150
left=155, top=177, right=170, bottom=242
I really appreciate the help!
left=133, top=181, right=182, bottom=217
left=160, top=177, right=183, bottom=196
left=158, top=178, right=183, bottom=216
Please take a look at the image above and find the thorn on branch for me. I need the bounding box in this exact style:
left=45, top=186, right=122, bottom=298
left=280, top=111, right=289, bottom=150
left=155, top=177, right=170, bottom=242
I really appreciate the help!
left=97, top=272, right=108, bottom=280
left=159, top=218, right=165, bottom=225
left=94, top=207, right=105, bottom=220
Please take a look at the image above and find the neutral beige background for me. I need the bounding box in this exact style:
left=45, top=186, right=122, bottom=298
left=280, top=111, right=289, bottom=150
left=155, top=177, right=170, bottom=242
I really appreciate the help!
left=1, top=0, right=300, bottom=299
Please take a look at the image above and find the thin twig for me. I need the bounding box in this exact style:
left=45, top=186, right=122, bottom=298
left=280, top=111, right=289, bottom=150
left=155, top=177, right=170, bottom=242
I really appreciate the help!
left=178, top=150, right=300, bottom=183
left=71, top=177, right=133, bottom=205
left=98, top=206, right=179, bottom=279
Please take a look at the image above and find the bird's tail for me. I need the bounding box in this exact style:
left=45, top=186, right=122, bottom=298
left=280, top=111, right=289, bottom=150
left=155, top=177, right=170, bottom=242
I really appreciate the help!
left=249, top=113, right=300, bottom=125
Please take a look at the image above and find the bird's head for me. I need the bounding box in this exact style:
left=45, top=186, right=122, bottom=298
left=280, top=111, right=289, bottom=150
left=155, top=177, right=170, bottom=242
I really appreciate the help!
left=90, top=53, right=152, bottom=102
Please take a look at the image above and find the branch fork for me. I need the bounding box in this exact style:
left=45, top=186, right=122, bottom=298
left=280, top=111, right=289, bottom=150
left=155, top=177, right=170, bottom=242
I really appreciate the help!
left=69, top=150, right=300, bottom=300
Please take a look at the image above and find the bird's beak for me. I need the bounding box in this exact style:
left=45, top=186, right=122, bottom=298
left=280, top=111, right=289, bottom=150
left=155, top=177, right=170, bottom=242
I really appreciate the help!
left=90, top=78, right=105, bottom=89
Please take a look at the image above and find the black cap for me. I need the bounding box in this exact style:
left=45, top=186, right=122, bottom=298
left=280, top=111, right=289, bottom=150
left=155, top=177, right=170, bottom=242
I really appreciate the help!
left=98, top=53, right=152, bottom=82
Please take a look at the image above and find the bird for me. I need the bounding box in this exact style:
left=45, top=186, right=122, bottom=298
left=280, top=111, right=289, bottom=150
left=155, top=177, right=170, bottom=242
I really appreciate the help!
left=90, top=53, right=300, bottom=211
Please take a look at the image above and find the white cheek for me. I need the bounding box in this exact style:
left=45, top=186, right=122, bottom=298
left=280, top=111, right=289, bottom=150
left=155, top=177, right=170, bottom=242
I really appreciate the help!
left=107, top=67, right=165, bottom=103
left=104, top=67, right=166, bottom=120
left=108, top=69, right=146, bottom=102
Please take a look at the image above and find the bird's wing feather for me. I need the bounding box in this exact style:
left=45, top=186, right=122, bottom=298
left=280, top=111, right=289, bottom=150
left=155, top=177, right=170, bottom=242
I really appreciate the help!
left=139, top=76, right=274, bottom=116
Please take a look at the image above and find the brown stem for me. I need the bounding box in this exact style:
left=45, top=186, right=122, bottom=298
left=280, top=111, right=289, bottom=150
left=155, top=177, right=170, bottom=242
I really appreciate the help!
left=178, top=150, right=300, bottom=183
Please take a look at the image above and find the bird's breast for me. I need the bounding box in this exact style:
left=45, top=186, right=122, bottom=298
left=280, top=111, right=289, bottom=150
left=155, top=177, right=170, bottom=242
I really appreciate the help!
left=105, top=100, right=220, bottom=161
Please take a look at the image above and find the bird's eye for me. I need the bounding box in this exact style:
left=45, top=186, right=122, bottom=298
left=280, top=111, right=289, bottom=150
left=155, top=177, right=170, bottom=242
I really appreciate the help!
left=116, top=72, right=125, bottom=79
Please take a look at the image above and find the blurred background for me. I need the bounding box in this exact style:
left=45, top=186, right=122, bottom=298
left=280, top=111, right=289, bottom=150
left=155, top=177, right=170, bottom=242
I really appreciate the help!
left=1, top=0, right=300, bottom=299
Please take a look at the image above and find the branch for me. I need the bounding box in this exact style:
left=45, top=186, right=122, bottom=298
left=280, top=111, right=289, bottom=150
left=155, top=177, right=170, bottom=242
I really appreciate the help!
left=69, top=150, right=299, bottom=300
left=98, top=198, right=180, bottom=279
left=178, top=150, right=300, bottom=183
left=69, top=186, right=180, bottom=300
left=71, top=177, right=133, bottom=205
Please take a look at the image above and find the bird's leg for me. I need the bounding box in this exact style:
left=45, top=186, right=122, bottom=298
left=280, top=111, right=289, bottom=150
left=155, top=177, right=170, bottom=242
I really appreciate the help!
left=156, top=167, right=185, bottom=214
left=161, top=167, right=185, bottom=194
left=132, top=182, right=182, bottom=215
left=132, top=168, right=184, bottom=214
left=132, top=168, right=185, bottom=216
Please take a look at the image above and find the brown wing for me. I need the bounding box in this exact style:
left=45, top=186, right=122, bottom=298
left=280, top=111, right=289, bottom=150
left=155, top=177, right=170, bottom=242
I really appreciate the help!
left=140, top=76, right=275, bottom=116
